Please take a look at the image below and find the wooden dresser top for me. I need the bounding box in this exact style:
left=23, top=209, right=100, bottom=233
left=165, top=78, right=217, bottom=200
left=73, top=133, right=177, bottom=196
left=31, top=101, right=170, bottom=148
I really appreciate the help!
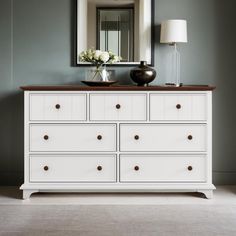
left=20, top=85, right=216, bottom=91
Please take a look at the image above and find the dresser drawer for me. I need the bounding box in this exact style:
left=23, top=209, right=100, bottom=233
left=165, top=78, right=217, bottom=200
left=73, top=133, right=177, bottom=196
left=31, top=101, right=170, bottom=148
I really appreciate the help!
left=120, top=155, right=206, bottom=182
left=120, top=124, right=206, bottom=152
left=30, top=155, right=116, bottom=182
left=30, top=124, right=116, bottom=152
left=29, top=94, right=86, bottom=121
left=150, top=94, right=207, bottom=121
left=90, top=94, right=147, bottom=121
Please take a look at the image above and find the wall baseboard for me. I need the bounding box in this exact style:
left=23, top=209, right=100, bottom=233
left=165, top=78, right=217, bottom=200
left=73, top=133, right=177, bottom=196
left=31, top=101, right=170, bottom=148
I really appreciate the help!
left=0, top=171, right=235, bottom=186
left=0, top=171, right=23, bottom=186
left=213, top=171, right=236, bottom=185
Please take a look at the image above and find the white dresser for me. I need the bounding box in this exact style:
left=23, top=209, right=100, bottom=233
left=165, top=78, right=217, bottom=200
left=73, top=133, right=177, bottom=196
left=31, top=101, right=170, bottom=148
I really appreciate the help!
left=20, top=85, right=216, bottom=199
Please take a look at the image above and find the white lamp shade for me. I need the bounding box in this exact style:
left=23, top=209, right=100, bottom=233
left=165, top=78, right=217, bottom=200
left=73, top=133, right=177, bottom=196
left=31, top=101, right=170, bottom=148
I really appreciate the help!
left=160, top=19, right=188, bottom=44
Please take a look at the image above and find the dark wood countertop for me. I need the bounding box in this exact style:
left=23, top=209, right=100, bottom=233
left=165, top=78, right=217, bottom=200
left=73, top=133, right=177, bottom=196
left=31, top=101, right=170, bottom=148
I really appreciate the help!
left=20, top=85, right=216, bottom=91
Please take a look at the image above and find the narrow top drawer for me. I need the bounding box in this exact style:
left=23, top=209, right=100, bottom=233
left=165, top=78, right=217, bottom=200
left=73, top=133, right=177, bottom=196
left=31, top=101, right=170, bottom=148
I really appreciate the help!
left=29, top=94, right=86, bottom=121
left=150, top=93, right=207, bottom=121
left=90, top=93, right=147, bottom=121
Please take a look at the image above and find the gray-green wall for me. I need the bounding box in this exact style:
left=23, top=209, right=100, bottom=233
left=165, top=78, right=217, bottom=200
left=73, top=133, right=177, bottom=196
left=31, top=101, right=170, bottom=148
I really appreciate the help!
left=0, top=0, right=235, bottom=185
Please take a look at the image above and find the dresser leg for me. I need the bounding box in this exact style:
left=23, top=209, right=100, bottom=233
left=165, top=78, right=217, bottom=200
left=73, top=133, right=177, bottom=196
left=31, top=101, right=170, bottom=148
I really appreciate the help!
left=22, top=190, right=38, bottom=200
left=198, top=190, right=213, bottom=199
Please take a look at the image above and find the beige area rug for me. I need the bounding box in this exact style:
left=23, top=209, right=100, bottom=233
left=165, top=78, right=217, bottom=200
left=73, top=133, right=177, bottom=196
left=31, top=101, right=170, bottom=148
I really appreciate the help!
left=0, top=204, right=236, bottom=236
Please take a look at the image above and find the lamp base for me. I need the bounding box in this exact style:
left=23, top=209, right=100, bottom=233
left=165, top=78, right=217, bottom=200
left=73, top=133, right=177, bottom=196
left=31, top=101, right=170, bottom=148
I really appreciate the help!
left=165, top=83, right=183, bottom=87
left=165, top=43, right=181, bottom=87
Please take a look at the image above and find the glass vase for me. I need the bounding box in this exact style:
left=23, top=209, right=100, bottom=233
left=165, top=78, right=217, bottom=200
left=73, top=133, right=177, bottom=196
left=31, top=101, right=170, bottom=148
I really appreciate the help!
left=86, top=66, right=115, bottom=82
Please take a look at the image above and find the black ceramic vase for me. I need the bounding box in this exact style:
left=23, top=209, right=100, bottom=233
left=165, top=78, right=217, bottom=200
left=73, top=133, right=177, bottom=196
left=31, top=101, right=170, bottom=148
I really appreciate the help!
left=130, top=61, right=156, bottom=86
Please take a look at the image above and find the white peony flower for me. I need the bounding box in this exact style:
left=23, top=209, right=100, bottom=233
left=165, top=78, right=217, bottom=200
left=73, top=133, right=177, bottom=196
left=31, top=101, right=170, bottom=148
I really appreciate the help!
left=100, top=51, right=110, bottom=63
left=79, top=52, right=85, bottom=61
left=94, top=50, right=102, bottom=60
left=114, top=56, right=120, bottom=62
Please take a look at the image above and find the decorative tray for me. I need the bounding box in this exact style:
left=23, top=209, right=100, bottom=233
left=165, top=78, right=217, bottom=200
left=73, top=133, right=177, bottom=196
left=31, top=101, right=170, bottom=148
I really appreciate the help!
left=81, top=81, right=118, bottom=86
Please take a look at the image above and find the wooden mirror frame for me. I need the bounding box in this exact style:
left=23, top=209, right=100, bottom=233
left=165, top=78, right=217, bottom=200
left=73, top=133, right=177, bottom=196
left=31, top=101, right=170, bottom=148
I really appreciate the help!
left=75, top=0, right=155, bottom=67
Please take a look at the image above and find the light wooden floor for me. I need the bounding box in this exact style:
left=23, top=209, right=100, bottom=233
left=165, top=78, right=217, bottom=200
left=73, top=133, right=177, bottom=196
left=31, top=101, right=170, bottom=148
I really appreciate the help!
left=0, top=186, right=235, bottom=236
left=0, top=185, right=235, bottom=205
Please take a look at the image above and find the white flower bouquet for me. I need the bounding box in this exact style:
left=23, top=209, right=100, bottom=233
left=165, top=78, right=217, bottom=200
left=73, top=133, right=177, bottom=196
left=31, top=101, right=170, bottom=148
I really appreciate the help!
left=79, top=49, right=121, bottom=82
left=79, top=49, right=121, bottom=68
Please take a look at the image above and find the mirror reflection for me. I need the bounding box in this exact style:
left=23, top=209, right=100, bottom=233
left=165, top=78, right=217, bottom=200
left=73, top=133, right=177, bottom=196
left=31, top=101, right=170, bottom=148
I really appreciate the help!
left=77, top=0, right=153, bottom=65
left=96, top=8, right=134, bottom=62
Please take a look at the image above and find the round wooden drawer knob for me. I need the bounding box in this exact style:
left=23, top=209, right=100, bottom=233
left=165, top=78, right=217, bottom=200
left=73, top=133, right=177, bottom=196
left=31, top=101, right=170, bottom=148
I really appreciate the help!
left=176, top=104, right=181, bottom=109
left=116, top=104, right=121, bottom=109
left=44, top=135, right=49, bottom=140
left=97, top=135, right=102, bottom=140
left=97, top=166, right=102, bottom=171
left=188, top=135, right=193, bottom=140
left=44, top=166, right=49, bottom=171
left=55, top=104, right=61, bottom=109
left=134, top=166, right=139, bottom=171
left=134, top=135, right=139, bottom=140
left=188, top=166, right=193, bottom=171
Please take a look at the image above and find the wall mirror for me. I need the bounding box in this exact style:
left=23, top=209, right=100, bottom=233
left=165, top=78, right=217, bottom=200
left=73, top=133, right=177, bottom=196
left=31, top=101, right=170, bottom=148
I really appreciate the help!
left=76, top=0, right=154, bottom=66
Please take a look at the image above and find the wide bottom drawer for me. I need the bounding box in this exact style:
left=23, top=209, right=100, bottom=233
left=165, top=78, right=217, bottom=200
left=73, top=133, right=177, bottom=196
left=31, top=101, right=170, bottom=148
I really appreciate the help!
left=30, top=155, right=116, bottom=182
left=120, top=155, right=206, bottom=182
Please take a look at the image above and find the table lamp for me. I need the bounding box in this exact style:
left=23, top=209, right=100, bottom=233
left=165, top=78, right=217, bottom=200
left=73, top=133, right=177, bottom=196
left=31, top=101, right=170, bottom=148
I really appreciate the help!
left=160, top=19, right=188, bottom=86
